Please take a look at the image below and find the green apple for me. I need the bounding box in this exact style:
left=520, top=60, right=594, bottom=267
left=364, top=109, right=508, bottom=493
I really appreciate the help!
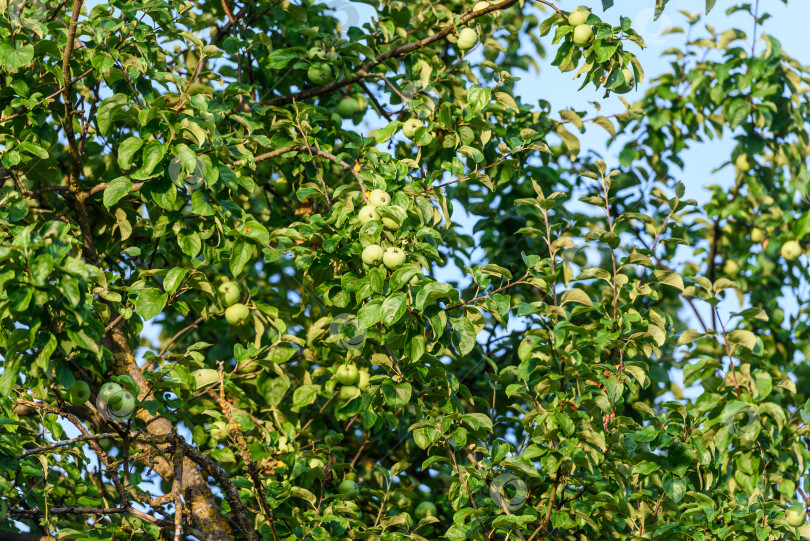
left=781, top=240, right=802, bottom=261
left=403, top=118, right=423, bottom=140
left=339, top=385, right=359, bottom=400
left=735, top=154, right=752, bottom=173
left=225, top=303, right=251, bottom=326
left=218, top=282, right=241, bottom=307
left=383, top=247, right=406, bottom=269
left=369, top=189, right=391, bottom=207
left=272, top=178, right=291, bottom=196
left=750, top=227, right=765, bottom=243
left=192, top=368, right=220, bottom=389
left=335, top=363, right=359, bottom=385
left=67, top=381, right=90, bottom=405
left=572, top=24, right=594, bottom=47
left=771, top=308, right=785, bottom=326
left=337, top=97, right=360, bottom=118
left=362, top=244, right=384, bottom=265
left=723, top=259, right=740, bottom=276
left=381, top=207, right=403, bottom=230
left=108, top=390, right=135, bottom=419
left=237, top=359, right=258, bottom=374
left=98, top=382, right=122, bottom=404
left=457, top=27, right=478, bottom=50
left=568, top=6, right=591, bottom=26
left=787, top=504, right=805, bottom=527
left=415, top=501, right=437, bottom=519
left=614, top=67, right=635, bottom=93
left=358, top=205, right=380, bottom=224
left=338, top=479, right=359, bottom=497
left=307, top=63, right=331, bottom=85
left=357, top=369, right=370, bottom=391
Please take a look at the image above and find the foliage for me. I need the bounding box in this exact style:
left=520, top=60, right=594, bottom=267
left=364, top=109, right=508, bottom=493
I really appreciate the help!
left=1, top=0, right=809, bottom=540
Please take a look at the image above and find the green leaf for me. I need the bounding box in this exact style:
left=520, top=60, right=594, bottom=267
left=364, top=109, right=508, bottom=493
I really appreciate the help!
left=103, top=177, right=132, bottom=208
left=135, top=288, right=167, bottom=321
left=0, top=42, right=34, bottom=69
left=381, top=380, right=411, bottom=407
left=117, top=137, right=143, bottom=170
left=230, top=239, right=252, bottom=277
left=381, top=293, right=407, bottom=326
left=178, top=229, right=202, bottom=258
left=450, top=316, right=477, bottom=356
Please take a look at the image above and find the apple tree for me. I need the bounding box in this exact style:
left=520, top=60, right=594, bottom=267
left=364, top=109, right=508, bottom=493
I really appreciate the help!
left=2, top=0, right=810, bottom=539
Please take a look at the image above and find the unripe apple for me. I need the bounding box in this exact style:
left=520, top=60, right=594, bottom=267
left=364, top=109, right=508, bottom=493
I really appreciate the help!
left=335, top=363, right=359, bottom=385
left=358, top=205, right=380, bottom=224
left=337, top=97, right=360, bottom=118
left=723, top=259, right=740, bottom=276
left=750, top=227, right=765, bottom=243
left=107, top=390, right=136, bottom=419
left=67, top=381, right=91, bottom=405
left=339, top=385, right=359, bottom=400
left=357, top=369, right=370, bottom=391
left=272, top=178, right=292, bottom=196
left=307, top=63, right=331, bottom=85
left=218, top=282, right=241, bottom=307
left=771, top=308, right=785, bottom=326
left=415, top=501, right=437, bottom=519
left=403, top=118, right=423, bottom=140
left=457, top=27, right=479, bottom=50
left=98, top=382, right=122, bottom=404
left=568, top=6, right=591, bottom=26
left=237, top=359, right=258, bottom=374
left=572, top=25, right=594, bottom=47
left=338, top=479, right=359, bottom=497
left=225, top=303, right=251, bottom=326
left=735, top=154, right=752, bottom=173
left=623, top=67, right=635, bottom=83
left=369, top=189, right=391, bottom=207
left=362, top=244, right=384, bottom=265
left=192, top=368, right=220, bottom=389
left=383, top=247, right=406, bottom=269
left=381, top=206, right=404, bottom=230
left=781, top=240, right=802, bottom=261
left=786, top=504, right=805, bottom=527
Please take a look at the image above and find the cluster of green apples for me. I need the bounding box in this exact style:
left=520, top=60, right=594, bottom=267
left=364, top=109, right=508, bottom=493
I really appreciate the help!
left=568, top=6, right=594, bottom=47
left=334, top=361, right=370, bottom=401
left=359, top=189, right=408, bottom=269
left=97, top=381, right=137, bottom=420
left=219, top=281, right=251, bottom=326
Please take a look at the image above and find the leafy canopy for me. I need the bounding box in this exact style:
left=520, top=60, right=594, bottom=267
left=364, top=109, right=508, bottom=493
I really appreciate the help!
left=2, top=0, right=810, bottom=540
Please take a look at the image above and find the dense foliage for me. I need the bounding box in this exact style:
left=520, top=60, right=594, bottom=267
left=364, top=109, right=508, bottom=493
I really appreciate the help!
left=2, top=0, right=810, bottom=539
